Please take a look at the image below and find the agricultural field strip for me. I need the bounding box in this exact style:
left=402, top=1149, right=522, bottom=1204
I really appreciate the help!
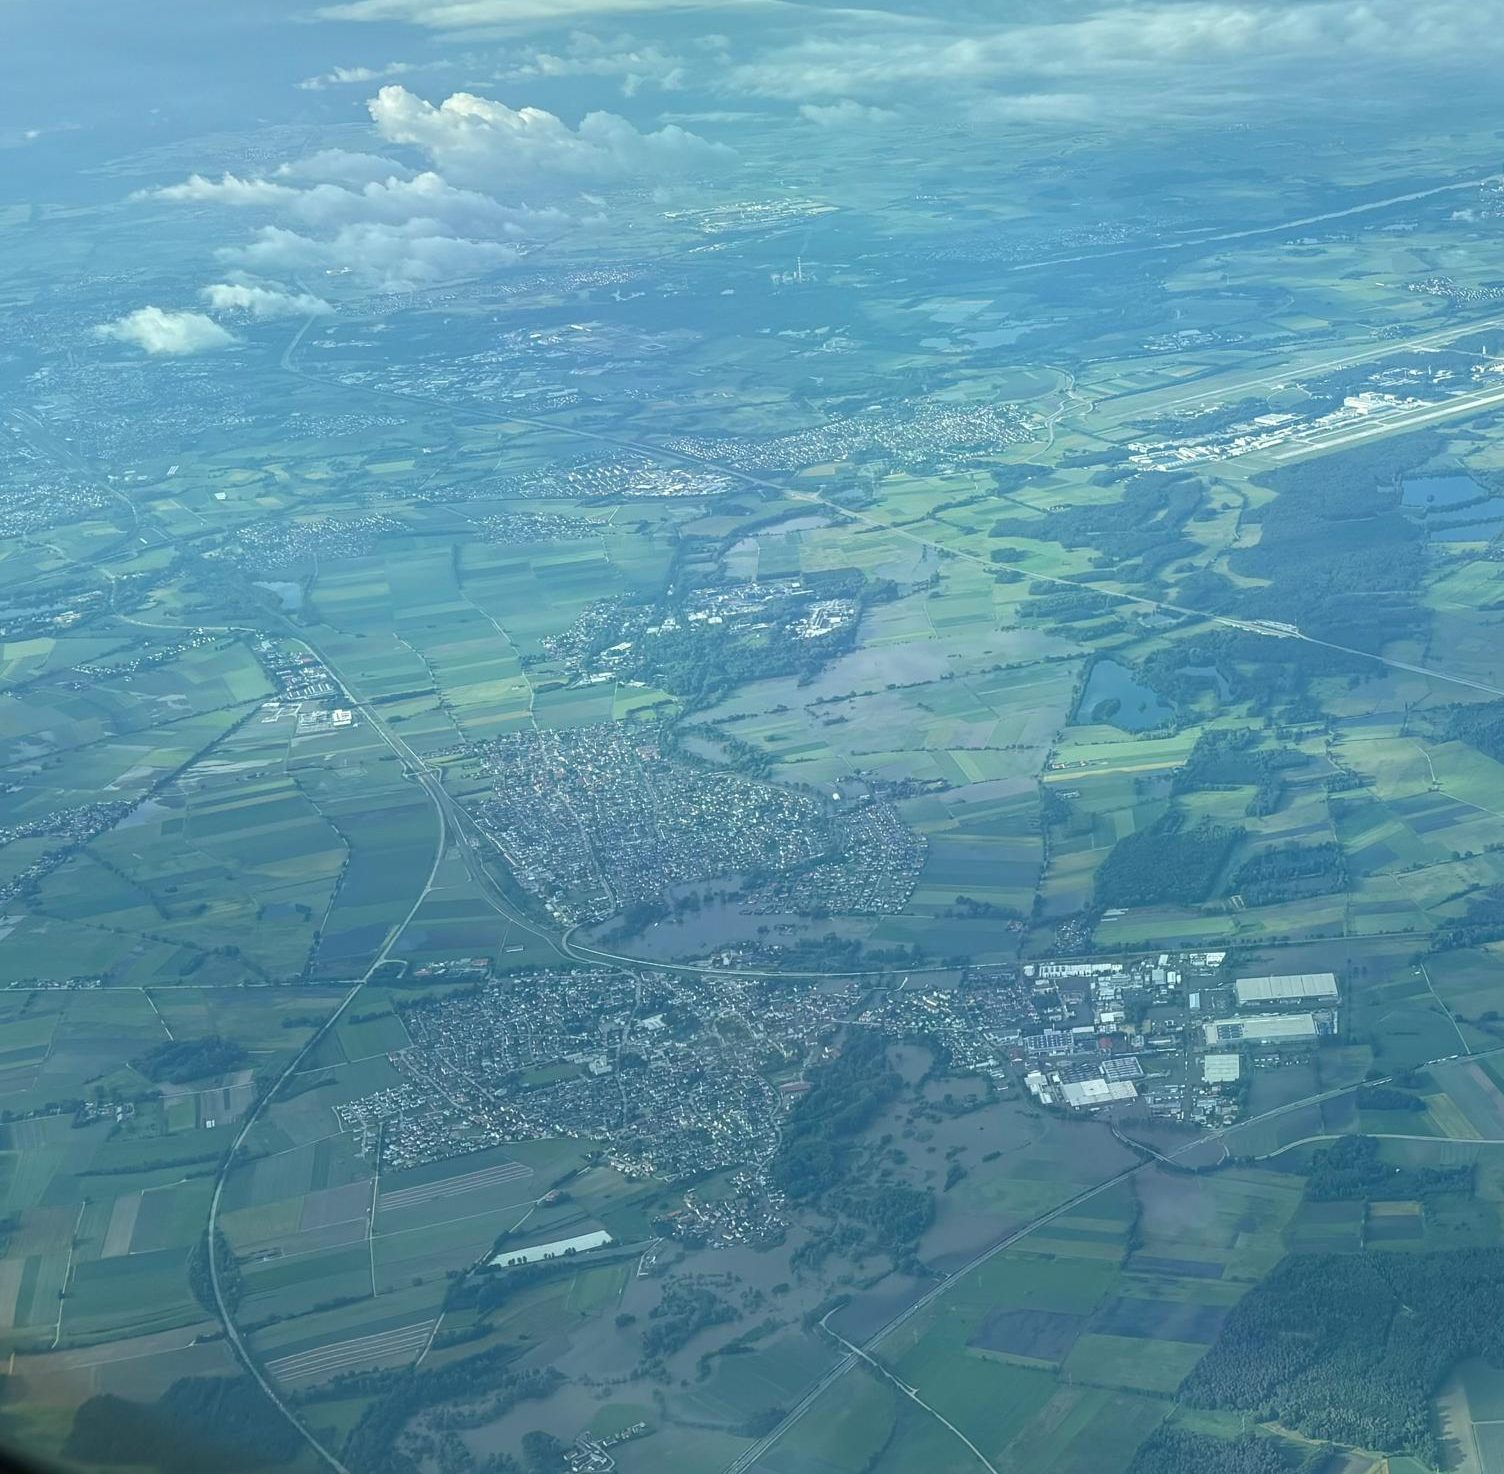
left=377, top=1160, right=532, bottom=1212
left=248, top=1196, right=535, bottom=1267
left=205, top=666, right=450, bottom=1474
left=25, top=1328, right=206, bottom=1372
left=819, top=1308, right=1002, bottom=1474
left=264, top=1319, right=437, bottom=1382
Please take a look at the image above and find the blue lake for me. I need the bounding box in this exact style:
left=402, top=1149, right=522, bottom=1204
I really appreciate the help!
left=1402, top=474, right=1481, bottom=508
left=254, top=580, right=303, bottom=611
left=1075, top=660, right=1174, bottom=731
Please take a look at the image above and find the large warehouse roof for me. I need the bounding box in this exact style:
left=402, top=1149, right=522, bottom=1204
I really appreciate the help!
left=1060, top=1078, right=1138, bottom=1109
left=1235, top=972, right=1338, bottom=1007
left=1204, top=1013, right=1319, bottom=1046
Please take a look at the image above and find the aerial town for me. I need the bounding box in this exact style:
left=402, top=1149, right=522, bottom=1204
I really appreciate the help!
left=333, top=951, right=1346, bottom=1243
left=470, top=723, right=923, bottom=925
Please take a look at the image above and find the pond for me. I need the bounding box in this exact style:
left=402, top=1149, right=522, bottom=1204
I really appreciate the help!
left=1074, top=659, right=1174, bottom=731
left=1431, top=510, right=1504, bottom=542
left=254, top=579, right=303, bottom=611
left=1401, top=474, right=1482, bottom=509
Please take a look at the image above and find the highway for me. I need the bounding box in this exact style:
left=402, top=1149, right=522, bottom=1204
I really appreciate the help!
left=203, top=677, right=454, bottom=1474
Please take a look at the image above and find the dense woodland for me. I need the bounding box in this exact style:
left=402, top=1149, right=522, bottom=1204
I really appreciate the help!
left=1223, top=434, right=1438, bottom=652
left=342, top=1350, right=560, bottom=1474
left=1435, top=884, right=1504, bottom=951
left=1303, top=1133, right=1472, bottom=1202
left=990, top=471, right=1205, bottom=584
left=772, top=1029, right=901, bottom=1201
left=1126, top=1428, right=1323, bottom=1474
left=1094, top=812, right=1244, bottom=908
left=1228, top=842, right=1347, bottom=907
left=1172, top=729, right=1307, bottom=817
left=771, top=1030, right=934, bottom=1260
left=131, top=1035, right=247, bottom=1085
left=64, top=1377, right=301, bottom=1474
left=1442, top=699, right=1504, bottom=764
left=1183, top=1248, right=1504, bottom=1461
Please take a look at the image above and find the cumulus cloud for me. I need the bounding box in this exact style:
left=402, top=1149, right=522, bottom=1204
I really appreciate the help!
left=145, top=164, right=562, bottom=234
left=276, top=149, right=414, bottom=186
left=200, top=281, right=334, bottom=318
left=368, top=85, right=733, bottom=187
left=140, top=172, right=300, bottom=207
left=298, top=61, right=414, bottom=91
left=798, top=99, right=897, bottom=127
left=221, top=220, right=525, bottom=290
left=294, top=171, right=566, bottom=232
left=95, top=307, right=237, bottom=355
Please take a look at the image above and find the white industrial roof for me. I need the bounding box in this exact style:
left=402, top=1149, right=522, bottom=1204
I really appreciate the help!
left=1202, top=1053, right=1241, bottom=1083
left=1060, top=1077, right=1138, bottom=1108
left=1235, top=972, right=1337, bottom=1006
left=1204, top=1013, right=1319, bottom=1045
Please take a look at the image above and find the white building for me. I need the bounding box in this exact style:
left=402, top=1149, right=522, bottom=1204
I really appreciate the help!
left=1234, top=972, right=1337, bottom=1007
left=1202, top=1053, right=1241, bottom=1083
left=1204, top=1013, right=1319, bottom=1046
left=491, top=1230, right=613, bottom=1267
left=1060, top=1078, right=1138, bottom=1109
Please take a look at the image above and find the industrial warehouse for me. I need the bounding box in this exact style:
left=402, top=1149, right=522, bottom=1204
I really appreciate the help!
left=1234, top=972, right=1339, bottom=1007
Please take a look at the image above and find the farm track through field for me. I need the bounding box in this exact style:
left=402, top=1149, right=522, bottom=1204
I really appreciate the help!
left=377, top=1159, right=532, bottom=1212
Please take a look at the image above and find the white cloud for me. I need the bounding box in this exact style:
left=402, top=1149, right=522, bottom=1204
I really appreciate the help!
left=318, top=0, right=736, bottom=27
left=293, top=171, right=567, bottom=232
left=95, top=307, right=237, bottom=355
left=298, top=61, right=414, bottom=91
left=798, top=98, right=897, bottom=127
left=141, top=172, right=300, bottom=207
left=145, top=166, right=564, bottom=237
left=726, top=0, right=1504, bottom=112
left=200, top=281, right=334, bottom=318
left=222, top=220, right=526, bottom=290
left=497, top=33, right=704, bottom=95
left=368, top=85, right=733, bottom=187
left=276, top=149, right=415, bottom=186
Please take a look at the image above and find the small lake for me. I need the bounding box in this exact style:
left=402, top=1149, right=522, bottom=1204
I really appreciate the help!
left=1431, top=512, right=1504, bottom=543
left=1075, top=660, right=1174, bottom=731
left=1401, top=474, right=1481, bottom=509
left=254, top=580, right=303, bottom=611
